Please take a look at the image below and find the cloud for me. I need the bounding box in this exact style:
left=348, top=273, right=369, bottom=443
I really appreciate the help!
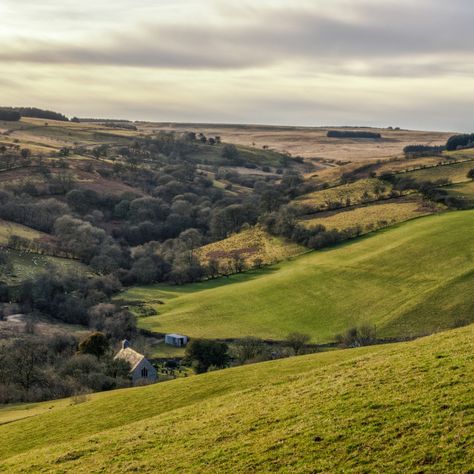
left=1, top=0, right=473, bottom=131
left=1, top=0, right=473, bottom=77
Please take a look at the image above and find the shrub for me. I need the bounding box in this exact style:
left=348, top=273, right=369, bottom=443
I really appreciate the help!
left=285, top=332, right=311, bottom=355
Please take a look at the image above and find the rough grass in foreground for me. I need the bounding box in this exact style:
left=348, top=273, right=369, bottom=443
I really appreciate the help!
left=125, top=211, right=474, bottom=342
left=0, top=325, right=472, bottom=472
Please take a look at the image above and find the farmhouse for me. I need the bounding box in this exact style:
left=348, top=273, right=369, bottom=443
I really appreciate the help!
left=114, top=340, right=157, bottom=385
left=165, top=333, right=188, bottom=347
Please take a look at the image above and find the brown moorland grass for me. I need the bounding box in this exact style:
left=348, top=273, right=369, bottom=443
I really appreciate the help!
left=141, top=122, right=452, bottom=163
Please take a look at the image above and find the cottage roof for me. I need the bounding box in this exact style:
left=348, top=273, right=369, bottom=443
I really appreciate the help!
left=114, top=347, right=145, bottom=371
left=166, top=333, right=187, bottom=339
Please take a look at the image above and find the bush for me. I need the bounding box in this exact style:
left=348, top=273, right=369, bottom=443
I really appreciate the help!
left=78, top=332, right=109, bottom=358
left=285, top=332, right=311, bottom=355
left=335, top=325, right=377, bottom=347
left=184, top=339, right=230, bottom=373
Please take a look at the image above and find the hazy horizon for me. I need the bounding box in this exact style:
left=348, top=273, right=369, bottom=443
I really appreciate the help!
left=2, top=0, right=473, bottom=132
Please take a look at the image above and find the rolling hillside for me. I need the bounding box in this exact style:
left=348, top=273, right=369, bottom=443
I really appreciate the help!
left=0, top=325, right=472, bottom=472
left=196, top=225, right=307, bottom=269
left=300, top=195, right=443, bottom=233
left=124, top=211, right=474, bottom=342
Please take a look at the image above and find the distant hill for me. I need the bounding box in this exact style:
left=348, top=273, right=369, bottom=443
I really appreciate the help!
left=0, top=324, right=471, bottom=472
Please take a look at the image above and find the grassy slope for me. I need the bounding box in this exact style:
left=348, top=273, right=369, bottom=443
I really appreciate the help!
left=443, top=180, right=474, bottom=207
left=196, top=225, right=307, bottom=267
left=0, top=326, right=472, bottom=472
left=296, top=178, right=393, bottom=210
left=300, top=196, right=442, bottom=232
left=2, top=249, right=88, bottom=285
left=0, top=219, right=44, bottom=244
left=126, top=211, right=473, bottom=342
left=405, top=159, right=473, bottom=184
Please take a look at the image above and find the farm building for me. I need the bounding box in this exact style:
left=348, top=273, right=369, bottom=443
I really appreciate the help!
left=165, top=333, right=188, bottom=347
left=114, top=340, right=157, bottom=385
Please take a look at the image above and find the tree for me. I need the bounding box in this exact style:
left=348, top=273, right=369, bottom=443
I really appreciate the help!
left=222, top=144, right=239, bottom=161
left=78, top=332, right=109, bottom=358
left=185, top=339, right=230, bottom=373
left=468, top=169, right=474, bottom=179
left=285, top=332, right=311, bottom=355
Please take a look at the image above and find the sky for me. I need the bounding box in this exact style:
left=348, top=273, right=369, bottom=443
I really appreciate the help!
left=1, top=0, right=473, bottom=131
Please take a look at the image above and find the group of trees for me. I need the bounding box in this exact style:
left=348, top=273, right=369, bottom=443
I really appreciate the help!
left=446, top=133, right=474, bottom=151
left=403, top=144, right=445, bottom=157
left=327, top=130, right=381, bottom=139
left=0, top=330, right=131, bottom=404
left=0, top=109, right=21, bottom=121
left=0, top=107, right=68, bottom=122
left=184, top=332, right=315, bottom=374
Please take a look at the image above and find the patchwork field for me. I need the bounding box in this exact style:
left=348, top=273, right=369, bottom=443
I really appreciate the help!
left=0, top=325, right=471, bottom=472
left=300, top=196, right=442, bottom=233
left=403, top=159, right=474, bottom=184
left=0, top=117, right=136, bottom=153
left=123, top=211, right=474, bottom=342
left=196, top=226, right=307, bottom=269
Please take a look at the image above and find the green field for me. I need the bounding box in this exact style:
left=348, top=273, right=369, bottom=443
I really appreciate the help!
left=123, top=211, right=474, bottom=342
left=0, top=325, right=472, bottom=472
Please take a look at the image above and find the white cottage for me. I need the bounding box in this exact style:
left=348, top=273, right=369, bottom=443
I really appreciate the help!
left=165, top=333, right=188, bottom=347
left=114, top=340, right=157, bottom=385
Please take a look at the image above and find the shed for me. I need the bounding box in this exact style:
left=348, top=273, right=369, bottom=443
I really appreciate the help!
left=165, top=333, right=188, bottom=347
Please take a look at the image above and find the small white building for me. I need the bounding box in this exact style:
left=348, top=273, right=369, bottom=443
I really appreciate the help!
left=165, top=333, right=188, bottom=347
left=114, top=340, right=157, bottom=385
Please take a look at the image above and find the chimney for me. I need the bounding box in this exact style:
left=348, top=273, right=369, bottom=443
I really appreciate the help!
left=122, top=339, right=130, bottom=350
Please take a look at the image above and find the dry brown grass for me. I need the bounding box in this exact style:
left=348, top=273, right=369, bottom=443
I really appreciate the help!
left=196, top=225, right=307, bottom=269
left=140, top=123, right=452, bottom=164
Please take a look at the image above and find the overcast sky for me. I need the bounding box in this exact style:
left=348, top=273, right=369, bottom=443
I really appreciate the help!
left=1, top=0, right=473, bottom=130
